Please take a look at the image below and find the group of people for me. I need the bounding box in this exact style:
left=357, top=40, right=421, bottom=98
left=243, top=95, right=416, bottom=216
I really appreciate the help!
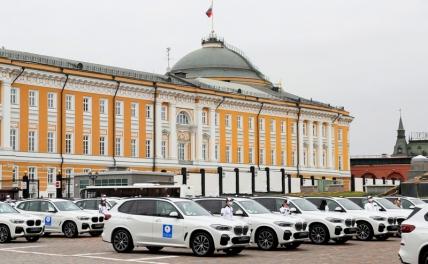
left=220, top=197, right=292, bottom=220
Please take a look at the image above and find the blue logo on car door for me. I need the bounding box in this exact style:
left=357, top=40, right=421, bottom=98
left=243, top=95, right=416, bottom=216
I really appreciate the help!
left=45, top=216, right=52, bottom=226
left=162, top=224, right=173, bottom=238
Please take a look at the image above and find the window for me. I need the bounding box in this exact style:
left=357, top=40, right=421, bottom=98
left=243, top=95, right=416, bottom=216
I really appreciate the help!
left=226, top=145, right=231, bottom=163
left=281, top=151, right=285, bottom=165
left=65, top=133, right=72, bottom=154
left=259, top=118, right=265, bottom=131
left=303, top=149, right=308, bottom=166
left=48, top=93, right=55, bottom=109
left=146, top=105, right=152, bottom=119
left=99, top=136, right=106, bottom=155
left=47, top=168, right=55, bottom=184
left=292, top=122, right=297, bottom=135
left=99, top=99, right=106, bottom=114
left=225, top=115, right=231, bottom=128
left=202, top=110, right=207, bottom=125
left=249, top=148, right=253, bottom=163
left=10, top=88, right=17, bottom=104
left=338, top=155, right=343, bottom=170
left=12, top=166, right=18, bottom=183
left=177, top=111, right=189, bottom=125
left=313, top=151, right=317, bottom=167
left=131, top=103, right=138, bottom=118
left=303, top=122, right=307, bottom=136
left=215, top=113, right=219, bottom=126
left=115, top=137, right=122, bottom=156
left=202, top=144, right=207, bottom=161
left=161, top=105, right=167, bottom=121
left=270, top=120, right=275, bottom=132
left=10, top=128, right=17, bottom=151
left=292, top=151, right=296, bottom=166
left=281, top=121, right=286, bottom=133
left=313, top=123, right=317, bottom=136
left=260, top=148, right=264, bottom=164
left=130, top=139, right=137, bottom=157
left=338, top=129, right=343, bottom=141
left=161, top=140, right=166, bottom=158
left=29, top=90, right=37, bottom=107
left=237, top=147, right=242, bottom=163
left=145, top=140, right=151, bottom=158
left=249, top=117, right=254, bottom=130
left=28, top=131, right=36, bottom=152
left=66, top=95, right=73, bottom=110
left=156, top=201, right=179, bottom=217
left=178, top=143, right=185, bottom=160
left=115, top=101, right=122, bottom=116
left=215, top=144, right=219, bottom=160
left=323, top=150, right=327, bottom=167
left=28, top=167, right=36, bottom=180
left=237, top=116, right=242, bottom=129
left=83, top=97, right=90, bottom=112
left=47, top=132, right=55, bottom=153
left=83, top=135, right=90, bottom=155
left=271, top=149, right=275, bottom=164
left=322, top=124, right=327, bottom=137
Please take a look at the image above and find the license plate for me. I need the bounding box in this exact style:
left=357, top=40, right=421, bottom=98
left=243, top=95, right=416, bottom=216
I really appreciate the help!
left=28, top=228, right=41, bottom=232
left=237, top=236, right=249, bottom=241
left=92, top=224, right=103, bottom=229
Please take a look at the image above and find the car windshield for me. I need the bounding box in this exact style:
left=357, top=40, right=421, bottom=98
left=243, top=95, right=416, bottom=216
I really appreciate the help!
left=409, top=198, right=425, bottom=205
left=0, top=203, right=19, bottom=214
left=376, top=198, right=400, bottom=209
left=174, top=201, right=211, bottom=216
left=337, top=199, right=363, bottom=210
left=239, top=200, right=271, bottom=214
left=292, top=199, right=319, bottom=211
left=54, top=201, right=82, bottom=211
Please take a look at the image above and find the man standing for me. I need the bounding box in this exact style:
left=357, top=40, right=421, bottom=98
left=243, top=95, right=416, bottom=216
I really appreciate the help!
left=221, top=197, right=234, bottom=220
left=279, top=199, right=291, bottom=215
left=364, top=196, right=379, bottom=212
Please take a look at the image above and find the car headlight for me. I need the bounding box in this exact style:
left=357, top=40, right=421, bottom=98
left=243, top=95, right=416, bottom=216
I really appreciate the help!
left=210, top=224, right=232, bottom=231
left=326, top=217, right=344, bottom=224
left=274, top=221, right=294, bottom=227
left=370, top=216, right=386, bottom=221
left=77, top=216, right=90, bottom=221
left=9, top=219, right=25, bottom=224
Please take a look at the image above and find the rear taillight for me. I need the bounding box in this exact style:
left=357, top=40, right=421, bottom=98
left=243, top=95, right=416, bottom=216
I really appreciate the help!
left=401, top=224, right=415, bottom=233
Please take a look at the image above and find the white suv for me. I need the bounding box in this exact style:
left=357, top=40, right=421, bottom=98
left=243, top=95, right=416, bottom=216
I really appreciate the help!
left=253, top=196, right=357, bottom=244
left=16, top=199, right=105, bottom=238
left=194, top=197, right=309, bottom=250
left=399, top=205, right=428, bottom=264
left=306, top=197, right=396, bottom=241
left=0, top=202, right=44, bottom=243
left=102, top=198, right=251, bottom=256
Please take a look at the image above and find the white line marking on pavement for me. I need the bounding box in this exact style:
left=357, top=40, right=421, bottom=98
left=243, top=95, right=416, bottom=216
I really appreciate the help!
left=1, top=249, right=68, bottom=257
left=127, top=256, right=179, bottom=261
left=0, top=245, right=44, bottom=251
left=72, top=252, right=108, bottom=256
left=76, top=255, right=173, bottom=264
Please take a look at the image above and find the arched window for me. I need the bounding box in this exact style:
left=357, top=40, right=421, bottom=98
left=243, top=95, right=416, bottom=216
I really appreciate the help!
left=177, top=111, right=190, bottom=125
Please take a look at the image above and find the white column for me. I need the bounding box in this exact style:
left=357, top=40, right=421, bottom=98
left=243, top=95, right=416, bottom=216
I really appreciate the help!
left=317, top=122, right=323, bottom=168
left=155, top=100, right=162, bottom=159
left=298, top=119, right=304, bottom=167
left=1, top=80, right=11, bottom=150
left=169, top=102, right=177, bottom=160
left=209, top=108, right=216, bottom=161
left=195, top=106, right=203, bottom=162
left=308, top=120, right=314, bottom=167
left=327, top=123, right=333, bottom=169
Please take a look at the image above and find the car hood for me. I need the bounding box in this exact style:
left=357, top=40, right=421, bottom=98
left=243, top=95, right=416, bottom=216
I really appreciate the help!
left=344, top=210, right=388, bottom=218
left=299, top=211, right=349, bottom=220
left=250, top=213, right=305, bottom=223
left=60, top=210, right=101, bottom=218
left=385, top=209, right=412, bottom=218
left=0, top=213, right=42, bottom=221
left=185, top=216, right=247, bottom=227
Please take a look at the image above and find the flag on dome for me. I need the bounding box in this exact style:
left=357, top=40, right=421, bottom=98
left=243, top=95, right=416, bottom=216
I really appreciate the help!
left=206, top=4, right=213, bottom=17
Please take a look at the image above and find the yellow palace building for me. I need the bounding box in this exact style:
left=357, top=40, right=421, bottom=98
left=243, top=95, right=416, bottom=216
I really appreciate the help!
left=0, top=34, right=352, bottom=198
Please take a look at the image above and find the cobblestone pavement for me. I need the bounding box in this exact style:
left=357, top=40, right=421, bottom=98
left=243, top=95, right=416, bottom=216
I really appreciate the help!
left=0, top=234, right=401, bottom=264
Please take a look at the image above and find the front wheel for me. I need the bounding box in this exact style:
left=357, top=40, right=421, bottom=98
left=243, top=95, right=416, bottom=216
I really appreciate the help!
left=375, top=234, right=390, bottom=241
left=146, top=246, right=163, bottom=253
left=89, top=231, right=103, bottom=237
left=112, top=229, right=134, bottom=253
left=223, top=247, right=244, bottom=255
left=356, top=222, right=373, bottom=241
left=190, top=232, right=215, bottom=257
left=283, top=242, right=302, bottom=249
left=0, top=225, right=11, bottom=243
left=25, top=236, right=40, bottom=242
left=309, top=224, right=330, bottom=244
left=256, top=228, right=278, bottom=250
left=63, top=221, right=78, bottom=238
left=420, top=249, right=428, bottom=264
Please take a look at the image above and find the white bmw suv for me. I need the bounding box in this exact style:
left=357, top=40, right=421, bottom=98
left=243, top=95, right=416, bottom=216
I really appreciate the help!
left=253, top=196, right=357, bottom=244
left=194, top=197, right=309, bottom=250
left=0, top=202, right=44, bottom=243
left=398, top=205, right=428, bottom=264
left=16, top=199, right=105, bottom=238
left=102, top=197, right=251, bottom=256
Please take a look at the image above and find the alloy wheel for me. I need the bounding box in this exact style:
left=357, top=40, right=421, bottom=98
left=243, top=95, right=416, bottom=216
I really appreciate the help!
left=0, top=226, right=9, bottom=243
left=357, top=223, right=371, bottom=240
left=113, top=231, right=129, bottom=252
left=310, top=226, right=326, bottom=244
left=63, top=222, right=77, bottom=238
left=258, top=230, right=274, bottom=249
left=192, top=234, right=210, bottom=256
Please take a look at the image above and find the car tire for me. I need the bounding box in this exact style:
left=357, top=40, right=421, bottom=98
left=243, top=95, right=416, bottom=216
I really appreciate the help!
left=112, top=229, right=134, bottom=253
left=25, top=236, right=40, bottom=242
left=256, top=227, right=278, bottom=250
left=223, top=247, right=244, bottom=255
left=89, top=231, right=103, bottom=237
left=375, top=234, right=390, bottom=241
left=356, top=222, right=374, bottom=241
left=309, top=224, right=330, bottom=244
left=190, top=231, right=215, bottom=257
left=146, top=246, right=163, bottom=253
left=333, top=237, right=350, bottom=244
left=0, top=224, right=11, bottom=243
left=419, top=249, right=428, bottom=264
left=283, top=242, right=302, bottom=249
left=62, top=221, right=78, bottom=238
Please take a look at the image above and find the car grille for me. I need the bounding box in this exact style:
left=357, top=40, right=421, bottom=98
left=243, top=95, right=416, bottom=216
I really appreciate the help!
left=352, top=219, right=356, bottom=226
left=345, top=219, right=352, bottom=227
left=243, top=226, right=249, bottom=235
left=99, top=217, right=104, bottom=222
left=92, top=217, right=98, bottom=223
left=92, top=216, right=104, bottom=223
left=397, top=218, right=405, bottom=225
left=295, top=222, right=307, bottom=231
left=35, top=220, right=41, bottom=226
left=234, top=226, right=243, bottom=235
left=387, top=217, right=393, bottom=224
left=27, top=220, right=34, bottom=226
left=303, top=222, right=308, bottom=230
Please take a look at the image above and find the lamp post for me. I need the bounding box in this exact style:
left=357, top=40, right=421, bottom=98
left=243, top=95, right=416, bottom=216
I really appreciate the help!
left=89, top=171, right=98, bottom=186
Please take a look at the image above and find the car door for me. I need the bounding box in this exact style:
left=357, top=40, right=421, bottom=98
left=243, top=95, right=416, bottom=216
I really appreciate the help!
left=122, top=200, right=156, bottom=244
left=152, top=200, right=185, bottom=246
left=40, top=201, right=61, bottom=232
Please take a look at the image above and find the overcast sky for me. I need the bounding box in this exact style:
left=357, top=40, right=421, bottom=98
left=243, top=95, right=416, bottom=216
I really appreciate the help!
left=1, top=0, right=428, bottom=156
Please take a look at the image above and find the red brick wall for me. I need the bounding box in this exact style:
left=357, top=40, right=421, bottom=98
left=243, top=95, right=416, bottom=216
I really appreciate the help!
left=351, top=164, right=409, bottom=181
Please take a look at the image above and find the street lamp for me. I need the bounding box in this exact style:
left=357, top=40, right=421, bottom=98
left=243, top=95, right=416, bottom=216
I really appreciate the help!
left=89, top=171, right=98, bottom=186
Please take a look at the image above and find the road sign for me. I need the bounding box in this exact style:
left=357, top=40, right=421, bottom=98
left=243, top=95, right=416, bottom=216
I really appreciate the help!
left=55, top=181, right=61, bottom=189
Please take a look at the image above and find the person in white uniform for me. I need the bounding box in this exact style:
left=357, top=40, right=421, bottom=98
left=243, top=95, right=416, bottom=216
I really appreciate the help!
left=221, top=197, right=234, bottom=220
left=279, top=199, right=291, bottom=215
left=364, top=196, right=380, bottom=212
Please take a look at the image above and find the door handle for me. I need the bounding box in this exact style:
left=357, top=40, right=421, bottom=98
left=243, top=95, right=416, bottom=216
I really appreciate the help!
left=155, top=219, right=162, bottom=223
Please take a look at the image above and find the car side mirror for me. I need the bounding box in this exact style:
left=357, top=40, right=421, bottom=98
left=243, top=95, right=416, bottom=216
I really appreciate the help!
left=409, top=205, right=415, bottom=209
left=48, top=208, right=56, bottom=213
left=290, top=208, right=298, bottom=214
left=234, top=209, right=244, bottom=216
left=334, top=207, right=343, bottom=212
left=169, top=211, right=179, bottom=218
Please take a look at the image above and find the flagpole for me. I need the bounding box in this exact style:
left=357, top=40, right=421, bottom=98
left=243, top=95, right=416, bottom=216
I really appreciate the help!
left=211, top=0, right=214, bottom=33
